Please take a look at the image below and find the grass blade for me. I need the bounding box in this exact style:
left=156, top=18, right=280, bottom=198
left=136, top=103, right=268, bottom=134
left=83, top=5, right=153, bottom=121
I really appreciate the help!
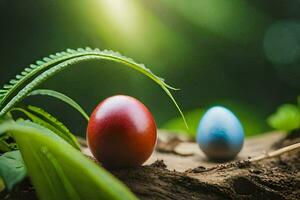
left=29, top=89, right=89, bottom=121
left=0, top=120, right=137, bottom=200
left=11, top=106, right=81, bottom=150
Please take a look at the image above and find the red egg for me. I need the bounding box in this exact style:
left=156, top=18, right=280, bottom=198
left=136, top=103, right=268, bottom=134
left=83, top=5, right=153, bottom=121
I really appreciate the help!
left=87, top=95, right=157, bottom=168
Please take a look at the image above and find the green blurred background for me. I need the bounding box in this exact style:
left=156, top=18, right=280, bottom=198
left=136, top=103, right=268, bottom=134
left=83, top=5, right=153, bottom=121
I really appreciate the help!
left=0, top=0, right=299, bottom=137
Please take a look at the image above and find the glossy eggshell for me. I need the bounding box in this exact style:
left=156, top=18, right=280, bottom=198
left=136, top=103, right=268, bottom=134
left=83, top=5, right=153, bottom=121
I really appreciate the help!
left=87, top=95, right=157, bottom=168
left=196, top=106, right=244, bottom=161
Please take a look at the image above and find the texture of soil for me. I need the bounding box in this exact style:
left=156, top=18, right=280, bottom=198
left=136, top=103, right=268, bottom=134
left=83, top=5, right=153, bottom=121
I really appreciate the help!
left=112, top=131, right=300, bottom=200
left=114, top=149, right=299, bottom=200
left=1, top=131, right=300, bottom=200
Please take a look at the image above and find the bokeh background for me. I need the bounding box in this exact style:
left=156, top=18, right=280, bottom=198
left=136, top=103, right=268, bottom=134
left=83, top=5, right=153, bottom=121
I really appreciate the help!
left=0, top=0, right=299, bottom=137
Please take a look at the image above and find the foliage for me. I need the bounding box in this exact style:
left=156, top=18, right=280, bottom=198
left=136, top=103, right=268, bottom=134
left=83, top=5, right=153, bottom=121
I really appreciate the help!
left=29, top=89, right=89, bottom=121
left=0, top=120, right=137, bottom=200
left=0, top=47, right=186, bottom=126
left=0, top=136, right=12, bottom=153
left=11, top=106, right=81, bottom=150
left=0, top=178, right=4, bottom=192
left=0, top=150, right=26, bottom=191
left=0, top=48, right=185, bottom=199
left=0, top=114, right=17, bottom=153
left=267, top=103, right=300, bottom=132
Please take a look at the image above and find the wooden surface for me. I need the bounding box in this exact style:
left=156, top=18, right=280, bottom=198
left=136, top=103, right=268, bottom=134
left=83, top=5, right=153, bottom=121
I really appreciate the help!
left=110, top=131, right=299, bottom=200
left=83, top=131, right=285, bottom=171
left=5, top=131, right=300, bottom=200
left=147, top=131, right=284, bottom=171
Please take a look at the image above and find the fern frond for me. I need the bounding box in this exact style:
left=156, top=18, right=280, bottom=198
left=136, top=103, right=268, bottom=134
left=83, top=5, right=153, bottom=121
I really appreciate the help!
left=27, top=105, right=79, bottom=144
left=0, top=48, right=186, bottom=127
left=29, top=89, right=89, bottom=121
left=11, top=106, right=80, bottom=150
left=0, top=51, right=80, bottom=106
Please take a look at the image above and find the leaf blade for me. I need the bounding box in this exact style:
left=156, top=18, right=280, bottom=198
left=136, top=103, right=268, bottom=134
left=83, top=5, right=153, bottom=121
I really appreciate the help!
left=0, top=120, right=137, bottom=200
left=11, top=106, right=81, bottom=150
left=0, top=150, right=27, bottom=190
left=267, top=104, right=300, bottom=132
left=29, top=89, right=89, bottom=121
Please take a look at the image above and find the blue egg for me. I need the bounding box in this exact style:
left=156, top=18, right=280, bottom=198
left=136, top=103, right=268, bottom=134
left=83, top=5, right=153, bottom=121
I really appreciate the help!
left=196, top=106, right=244, bottom=161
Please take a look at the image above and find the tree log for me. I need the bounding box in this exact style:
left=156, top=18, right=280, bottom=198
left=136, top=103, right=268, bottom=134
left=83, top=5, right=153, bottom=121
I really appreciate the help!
left=109, top=131, right=300, bottom=200
left=3, top=131, right=300, bottom=200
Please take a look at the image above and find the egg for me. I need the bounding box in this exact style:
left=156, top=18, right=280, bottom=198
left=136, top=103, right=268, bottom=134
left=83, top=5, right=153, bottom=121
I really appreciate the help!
left=87, top=95, right=157, bottom=168
left=196, top=106, right=244, bottom=161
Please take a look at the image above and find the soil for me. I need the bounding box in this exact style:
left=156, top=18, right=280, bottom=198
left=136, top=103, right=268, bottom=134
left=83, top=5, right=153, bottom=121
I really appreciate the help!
left=273, top=129, right=300, bottom=148
left=1, top=131, right=300, bottom=200
left=112, top=131, right=300, bottom=200
left=0, top=179, right=37, bottom=200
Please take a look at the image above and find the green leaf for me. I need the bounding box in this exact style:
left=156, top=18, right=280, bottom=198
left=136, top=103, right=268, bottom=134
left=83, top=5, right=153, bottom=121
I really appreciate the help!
left=0, top=139, right=11, bottom=152
left=11, top=106, right=81, bottom=150
left=0, top=120, right=137, bottom=200
left=0, top=178, right=5, bottom=192
left=267, top=104, right=300, bottom=132
left=0, top=134, right=18, bottom=152
left=0, top=48, right=186, bottom=127
left=29, top=89, right=89, bottom=121
left=0, top=114, right=17, bottom=152
left=0, top=150, right=27, bottom=191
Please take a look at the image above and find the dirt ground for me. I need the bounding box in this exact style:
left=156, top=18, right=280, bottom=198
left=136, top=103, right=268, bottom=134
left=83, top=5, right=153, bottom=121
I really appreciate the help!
left=2, top=130, right=300, bottom=200
left=111, top=131, right=300, bottom=200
